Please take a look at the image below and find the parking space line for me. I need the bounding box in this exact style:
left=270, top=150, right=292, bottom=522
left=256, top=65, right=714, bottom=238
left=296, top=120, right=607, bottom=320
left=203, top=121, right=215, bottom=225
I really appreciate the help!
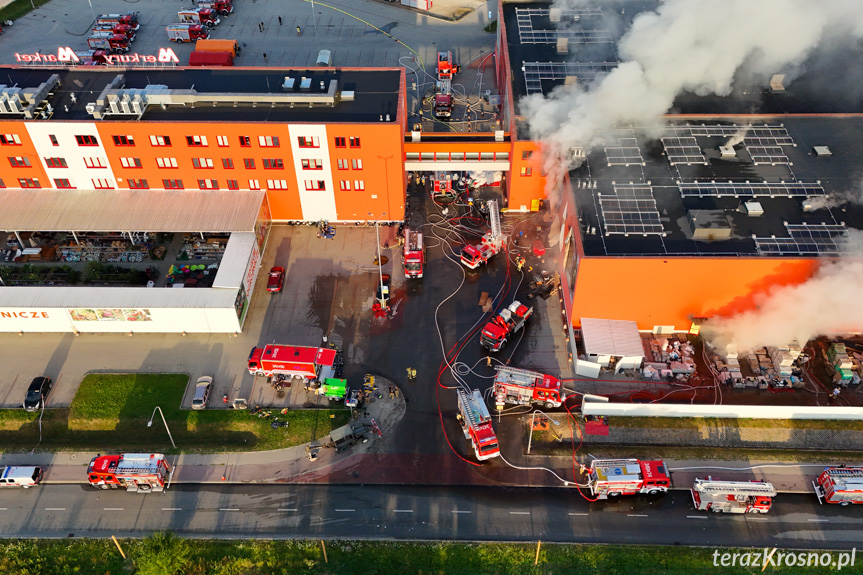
left=393, top=509, right=413, bottom=513
left=748, top=517, right=769, bottom=521
left=808, top=518, right=829, bottom=523
left=278, top=508, right=298, bottom=512
left=162, top=508, right=182, bottom=511
left=0, top=508, right=7, bottom=511
left=568, top=512, right=589, bottom=516
left=687, top=515, right=708, bottom=519
left=219, top=508, right=240, bottom=511
left=509, top=511, right=530, bottom=515
left=45, top=507, right=66, bottom=511
left=335, top=509, right=356, bottom=512
left=628, top=514, right=648, bottom=517
left=452, top=510, right=471, bottom=514
left=103, top=507, right=124, bottom=511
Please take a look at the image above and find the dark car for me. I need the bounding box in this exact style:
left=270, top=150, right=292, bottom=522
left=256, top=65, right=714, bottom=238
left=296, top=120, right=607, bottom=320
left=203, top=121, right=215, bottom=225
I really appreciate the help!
left=23, top=377, right=53, bottom=412
left=267, top=266, right=285, bottom=293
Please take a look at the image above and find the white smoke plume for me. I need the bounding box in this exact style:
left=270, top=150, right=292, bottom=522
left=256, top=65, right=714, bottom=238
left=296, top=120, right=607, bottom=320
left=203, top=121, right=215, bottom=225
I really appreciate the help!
left=803, top=182, right=863, bottom=211
left=521, top=0, right=863, bottom=188
left=724, top=125, right=751, bottom=149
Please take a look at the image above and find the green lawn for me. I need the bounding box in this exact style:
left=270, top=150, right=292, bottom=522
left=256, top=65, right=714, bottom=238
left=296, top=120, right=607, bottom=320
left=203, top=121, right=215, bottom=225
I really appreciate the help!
left=0, top=0, right=50, bottom=24
left=0, top=373, right=349, bottom=453
left=610, top=416, right=863, bottom=431
left=1, top=536, right=860, bottom=575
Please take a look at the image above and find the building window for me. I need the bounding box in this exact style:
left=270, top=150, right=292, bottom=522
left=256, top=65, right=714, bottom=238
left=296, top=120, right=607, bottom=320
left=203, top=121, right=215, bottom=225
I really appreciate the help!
left=198, top=179, right=219, bottom=190
left=120, top=157, right=142, bottom=168
left=45, top=157, right=68, bottom=168
left=522, top=150, right=533, bottom=160
left=49, top=135, right=58, bottom=146
left=263, top=158, right=284, bottom=169
left=112, top=135, right=135, bottom=147
left=354, top=180, right=365, bottom=191
left=217, top=135, right=229, bottom=147
left=304, top=180, right=325, bottom=191
left=481, top=152, right=494, bottom=161
left=222, top=158, right=234, bottom=169
left=405, top=152, right=420, bottom=161
left=0, top=134, right=21, bottom=145
left=301, top=158, right=322, bottom=170
left=192, top=157, right=214, bottom=169
left=243, top=158, right=256, bottom=169
left=520, top=166, right=532, bottom=176
left=267, top=179, right=288, bottom=190
left=186, top=135, right=208, bottom=147
left=19, top=178, right=40, bottom=188
left=496, top=152, right=509, bottom=160
left=128, top=179, right=149, bottom=189
left=156, top=157, right=178, bottom=168
left=420, top=152, right=434, bottom=161
left=163, top=179, right=184, bottom=189
left=351, top=159, right=363, bottom=170
left=83, top=157, right=107, bottom=168
left=465, top=152, right=479, bottom=161
left=259, top=136, right=280, bottom=147
left=249, top=179, right=260, bottom=190
left=227, top=179, right=239, bottom=190
left=337, top=159, right=349, bottom=170
left=54, top=178, right=74, bottom=189
left=92, top=178, right=114, bottom=189
left=435, top=152, right=449, bottom=161
left=349, top=137, right=361, bottom=148
left=8, top=156, right=31, bottom=167
left=339, top=180, right=350, bottom=191
left=334, top=137, right=346, bottom=148
left=75, top=135, right=98, bottom=146
left=150, top=135, right=172, bottom=147
left=239, top=136, right=251, bottom=147
left=0, top=178, right=5, bottom=187
left=298, top=136, right=319, bottom=148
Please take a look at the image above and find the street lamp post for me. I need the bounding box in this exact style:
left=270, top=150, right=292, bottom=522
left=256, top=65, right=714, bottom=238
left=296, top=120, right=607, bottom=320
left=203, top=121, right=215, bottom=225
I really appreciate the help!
left=147, top=406, right=176, bottom=449
left=527, top=410, right=560, bottom=455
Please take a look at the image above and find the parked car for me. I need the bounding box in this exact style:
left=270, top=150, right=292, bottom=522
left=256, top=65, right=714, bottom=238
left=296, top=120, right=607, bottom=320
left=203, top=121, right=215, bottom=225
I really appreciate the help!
left=23, top=377, right=52, bottom=412
left=267, top=266, right=285, bottom=293
left=191, top=376, right=213, bottom=410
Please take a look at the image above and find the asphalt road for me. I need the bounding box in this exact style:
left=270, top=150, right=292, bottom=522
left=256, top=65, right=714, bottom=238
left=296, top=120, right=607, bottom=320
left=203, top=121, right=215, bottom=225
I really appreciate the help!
left=1, top=483, right=858, bottom=549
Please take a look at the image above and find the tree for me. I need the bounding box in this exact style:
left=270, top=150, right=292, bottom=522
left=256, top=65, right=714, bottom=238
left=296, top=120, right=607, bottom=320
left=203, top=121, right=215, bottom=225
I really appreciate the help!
left=135, top=531, right=191, bottom=575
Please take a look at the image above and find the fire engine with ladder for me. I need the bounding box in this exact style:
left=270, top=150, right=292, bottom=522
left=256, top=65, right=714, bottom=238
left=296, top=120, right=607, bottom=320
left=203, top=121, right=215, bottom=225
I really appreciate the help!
left=481, top=300, right=533, bottom=352
left=493, top=365, right=564, bottom=410
left=461, top=199, right=505, bottom=269
left=403, top=228, right=425, bottom=278
left=814, top=466, right=863, bottom=505
left=433, top=51, right=460, bottom=120
left=691, top=478, right=776, bottom=513
left=456, top=389, right=500, bottom=461
left=87, top=453, right=173, bottom=493
left=586, top=458, right=671, bottom=499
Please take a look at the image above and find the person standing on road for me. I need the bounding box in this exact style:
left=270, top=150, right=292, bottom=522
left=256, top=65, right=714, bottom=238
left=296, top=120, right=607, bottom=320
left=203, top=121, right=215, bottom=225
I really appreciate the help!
left=278, top=16, right=282, bottom=25
left=296, top=25, right=302, bottom=36
left=263, top=53, right=268, bottom=63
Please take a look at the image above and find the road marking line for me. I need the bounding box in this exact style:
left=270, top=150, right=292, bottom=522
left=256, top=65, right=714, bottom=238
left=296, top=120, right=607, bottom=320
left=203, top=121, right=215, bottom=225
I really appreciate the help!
left=103, top=507, right=124, bottom=511
left=452, top=510, right=471, bottom=514
left=335, top=509, right=356, bottom=512
left=628, top=514, right=648, bottom=517
left=219, top=508, right=239, bottom=511
left=278, top=508, right=298, bottom=512
left=509, top=511, right=530, bottom=515
left=162, top=508, right=182, bottom=511
left=687, top=515, right=708, bottom=519
left=568, top=512, right=589, bottom=516
left=45, top=507, right=66, bottom=511
left=808, top=519, right=829, bottom=522
left=394, top=509, right=414, bottom=513
left=748, top=517, right=769, bottom=521
left=0, top=508, right=7, bottom=511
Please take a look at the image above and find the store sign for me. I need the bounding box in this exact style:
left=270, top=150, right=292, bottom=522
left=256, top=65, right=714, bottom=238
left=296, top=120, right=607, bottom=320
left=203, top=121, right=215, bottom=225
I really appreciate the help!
left=244, top=243, right=261, bottom=296
left=68, top=308, right=152, bottom=322
left=14, top=46, right=179, bottom=65
left=0, top=311, right=50, bottom=319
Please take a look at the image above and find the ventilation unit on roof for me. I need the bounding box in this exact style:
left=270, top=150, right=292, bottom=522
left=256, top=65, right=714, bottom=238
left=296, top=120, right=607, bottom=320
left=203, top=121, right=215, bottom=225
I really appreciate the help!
left=282, top=77, right=295, bottom=91
left=769, top=74, right=786, bottom=92
left=565, top=75, right=578, bottom=86
left=719, top=145, right=736, bottom=158
left=813, top=146, right=832, bottom=157
left=549, top=8, right=561, bottom=22
left=556, top=37, right=569, bottom=54
left=742, top=201, right=763, bottom=217
left=299, top=77, right=312, bottom=91
left=688, top=210, right=732, bottom=241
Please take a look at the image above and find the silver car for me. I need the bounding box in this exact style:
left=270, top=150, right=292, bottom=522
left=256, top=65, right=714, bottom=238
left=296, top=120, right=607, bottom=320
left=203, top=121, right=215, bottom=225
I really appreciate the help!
left=191, top=376, right=213, bottom=410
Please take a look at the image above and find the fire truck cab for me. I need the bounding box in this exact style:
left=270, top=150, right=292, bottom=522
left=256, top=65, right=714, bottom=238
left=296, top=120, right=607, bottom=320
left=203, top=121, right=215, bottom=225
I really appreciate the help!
left=456, top=389, right=500, bottom=461
left=814, top=467, right=863, bottom=505
left=493, top=365, right=562, bottom=409
left=403, top=228, right=425, bottom=278
left=87, top=453, right=172, bottom=493
left=587, top=458, right=671, bottom=499
left=691, top=478, right=775, bottom=513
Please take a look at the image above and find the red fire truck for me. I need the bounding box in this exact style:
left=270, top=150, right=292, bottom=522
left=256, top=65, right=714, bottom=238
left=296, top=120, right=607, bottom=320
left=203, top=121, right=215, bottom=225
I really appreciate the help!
left=456, top=389, right=499, bottom=461
left=493, top=365, right=564, bottom=410
left=587, top=458, right=671, bottom=499
left=178, top=8, right=221, bottom=27
left=87, top=453, right=172, bottom=493
left=403, top=228, right=425, bottom=279
left=166, top=24, right=210, bottom=43
left=481, top=300, right=532, bottom=352
left=96, top=12, right=140, bottom=30
left=196, top=0, right=234, bottom=15
left=247, top=344, right=338, bottom=383
left=814, top=467, right=863, bottom=505
left=92, top=23, right=136, bottom=41
left=87, top=34, right=130, bottom=53
left=691, top=478, right=775, bottom=513
left=461, top=199, right=505, bottom=269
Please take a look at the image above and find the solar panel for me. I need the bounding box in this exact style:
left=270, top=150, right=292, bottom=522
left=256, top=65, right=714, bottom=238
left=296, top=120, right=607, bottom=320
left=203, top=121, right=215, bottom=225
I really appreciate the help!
left=746, top=145, right=790, bottom=165
left=599, top=184, right=665, bottom=236
left=678, top=181, right=825, bottom=198
left=519, top=29, right=613, bottom=44
left=604, top=138, right=644, bottom=166
left=661, top=136, right=706, bottom=165
left=755, top=224, right=849, bottom=256
left=522, top=61, right=619, bottom=94
left=663, top=124, right=793, bottom=146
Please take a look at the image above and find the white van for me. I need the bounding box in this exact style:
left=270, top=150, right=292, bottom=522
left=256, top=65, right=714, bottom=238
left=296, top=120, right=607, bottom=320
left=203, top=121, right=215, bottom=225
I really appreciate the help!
left=0, top=466, right=43, bottom=488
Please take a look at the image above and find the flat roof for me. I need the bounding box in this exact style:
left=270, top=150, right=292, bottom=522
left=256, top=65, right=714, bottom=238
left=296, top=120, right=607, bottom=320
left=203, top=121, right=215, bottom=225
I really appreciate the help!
left=0, top=189, right=265, bottom=232
left=211, top=233, right=257, bottom=290
left=580, top=318, right=644, bottom=358
left=0, top=285, right=238, bottom=308
left=0, top=67, right=401, bottom=123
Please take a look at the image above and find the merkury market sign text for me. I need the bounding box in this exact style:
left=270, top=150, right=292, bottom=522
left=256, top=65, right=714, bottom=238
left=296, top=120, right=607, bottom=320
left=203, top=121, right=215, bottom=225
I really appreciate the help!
left=14, top=46, right=180, bottom=66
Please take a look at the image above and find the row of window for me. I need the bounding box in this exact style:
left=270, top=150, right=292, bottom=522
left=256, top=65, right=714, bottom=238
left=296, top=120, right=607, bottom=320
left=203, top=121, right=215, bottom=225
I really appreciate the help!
left=406, top=152, right=511, bottom=161
left=10, top=156, right=361, bottom=171
left=0, top=177, right=367, bottom=191
left=0, top=133, right=363, bottom=150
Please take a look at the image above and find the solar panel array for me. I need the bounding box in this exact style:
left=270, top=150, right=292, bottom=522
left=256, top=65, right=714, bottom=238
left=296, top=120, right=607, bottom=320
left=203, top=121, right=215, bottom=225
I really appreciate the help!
left=755, top=224, right=849, bottom=256
left=746, top=145, right=790, bottom=165
left=599, top=184, right=665, bottom=236
left=663, top=124, right=793, bottom=145
left=678, top=181, right=825, bottom=198
left=519, top=29, right=613, bottom=44
left=661, top=137, right=707, bottom=165
left=523, top=61, right=619, bottom=95
left=604, top=138, right=644, bottom=166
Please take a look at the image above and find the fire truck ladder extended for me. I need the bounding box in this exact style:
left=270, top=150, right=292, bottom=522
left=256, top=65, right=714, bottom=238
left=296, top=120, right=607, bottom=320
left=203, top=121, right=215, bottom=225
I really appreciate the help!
left=458, top=389, right=491, bottom=430
left=694, top=479, right=776, bottom=497
left=407, top=229, right=420, bottom=252
left=487, top=199, right=501, bottom=239
left=496, top=365, right=543, bottom=386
